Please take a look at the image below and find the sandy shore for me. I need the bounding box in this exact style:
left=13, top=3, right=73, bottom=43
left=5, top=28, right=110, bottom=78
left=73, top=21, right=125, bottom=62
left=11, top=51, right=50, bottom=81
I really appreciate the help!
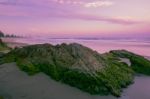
left=1, top=38, right=150, bottom=99
left=1, top=38, right=28, bottom=49
left=0, top=63, right=116, bottom=99
left=1, top=63, right=150, bottom=99
left=6, top=42, right=28, bottom=49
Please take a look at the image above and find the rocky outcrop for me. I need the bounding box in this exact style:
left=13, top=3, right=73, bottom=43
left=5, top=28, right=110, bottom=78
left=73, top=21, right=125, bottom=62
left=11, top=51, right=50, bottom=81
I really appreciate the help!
left=1, top=43, right=150, bottom=97
left=110, top=50, right=150, bottom=75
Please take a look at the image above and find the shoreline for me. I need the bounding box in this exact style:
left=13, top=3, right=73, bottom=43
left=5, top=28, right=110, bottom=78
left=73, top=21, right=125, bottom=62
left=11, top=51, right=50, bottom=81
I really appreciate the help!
left=0, top=39, right=150, bottom=99
left=0, top=63, right=116, bottom=99
left=1, top=63, right=150, bottom=99
left=5, top=42, right=28, bottom=48
left=1, top=37, right=28, bottom=48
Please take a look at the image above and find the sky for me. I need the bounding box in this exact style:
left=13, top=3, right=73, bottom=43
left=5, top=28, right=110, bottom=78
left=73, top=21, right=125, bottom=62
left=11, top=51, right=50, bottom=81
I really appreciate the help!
left=0, top=0, right=150, bottom=38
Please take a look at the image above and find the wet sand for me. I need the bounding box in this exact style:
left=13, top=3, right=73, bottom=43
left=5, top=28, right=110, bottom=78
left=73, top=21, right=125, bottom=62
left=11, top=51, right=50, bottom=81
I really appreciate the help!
left=0, top=63, right=116, bottom=99
left=1, top=63, right=150, bottom=99
left=119, top=76, right=150, bottom=99
left=1, top=38, right=28, bottom=48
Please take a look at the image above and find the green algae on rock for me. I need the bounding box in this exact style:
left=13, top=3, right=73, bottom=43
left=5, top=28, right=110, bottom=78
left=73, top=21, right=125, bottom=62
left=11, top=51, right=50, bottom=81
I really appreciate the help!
left=110, top=50, right=150, bottom=75
left=1, top=43, right=150, bottom=97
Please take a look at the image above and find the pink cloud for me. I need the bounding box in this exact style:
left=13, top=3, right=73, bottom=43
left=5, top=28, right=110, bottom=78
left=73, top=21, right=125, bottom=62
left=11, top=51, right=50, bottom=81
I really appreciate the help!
left=62, top=13, right=141, bottom=25
left=84, top=1, right=114, bottom=8
left=0, top=0, right=142, bottom=25
left=0, top=5, right=141, bottom=25
left=0, top=0, right=149, bottom=36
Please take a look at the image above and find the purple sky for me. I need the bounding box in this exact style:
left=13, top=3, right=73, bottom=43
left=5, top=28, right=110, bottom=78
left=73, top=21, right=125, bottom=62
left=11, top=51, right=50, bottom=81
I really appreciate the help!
left=0, top=0, right=150, bottom=37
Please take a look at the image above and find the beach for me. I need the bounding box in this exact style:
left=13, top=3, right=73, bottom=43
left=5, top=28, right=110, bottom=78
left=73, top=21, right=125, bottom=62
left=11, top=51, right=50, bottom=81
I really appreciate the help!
left=0, top=63, right=116, bottom=99
left=1, top=0, right=150, bottom=98
left=0, top=38, right=150, bottom=99
left=1, top=38, right=28, bottom=48
left=1, top=62, right=150, bottom=99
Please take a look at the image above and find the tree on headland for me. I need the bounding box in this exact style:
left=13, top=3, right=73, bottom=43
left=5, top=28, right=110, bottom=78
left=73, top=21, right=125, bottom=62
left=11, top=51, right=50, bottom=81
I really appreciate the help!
left=0, top=30, right=20, bottom=38
left=0, top=31, right=5, bottom=37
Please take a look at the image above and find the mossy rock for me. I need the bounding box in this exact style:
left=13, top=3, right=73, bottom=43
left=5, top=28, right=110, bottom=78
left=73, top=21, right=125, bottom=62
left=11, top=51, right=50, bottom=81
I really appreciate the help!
left=1, top=43, right=150, bottom=97
left=110, top=50, right=150, bottom=75
left=0, top=96, right=4, bottom=99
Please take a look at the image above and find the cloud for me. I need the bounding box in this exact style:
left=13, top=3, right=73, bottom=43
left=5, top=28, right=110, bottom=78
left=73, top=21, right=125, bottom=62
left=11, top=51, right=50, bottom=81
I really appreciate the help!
left=0, top=0, right=114, bottom=8
left=0, top=0, right=141, bottom=25
left=0, top=8, right=141, bottom=25
left=0, top=0, right=37, bottom=6
left=0, top=0, right=20, bottom=6
left=61, top=13, right=141, bottom=25
left=52, top=0, right=84, bottom=5
left=84, top=1, right=114, bottom=8
left=50, top=0, right=114, bottom=8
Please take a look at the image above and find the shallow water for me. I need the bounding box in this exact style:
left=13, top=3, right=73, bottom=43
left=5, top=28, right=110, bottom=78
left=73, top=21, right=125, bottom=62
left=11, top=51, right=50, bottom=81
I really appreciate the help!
left=0, top=63, right=150, bottom=99
left=119, top=75, right=150, bottom=99
left=121, top=57, right=150, bottom=98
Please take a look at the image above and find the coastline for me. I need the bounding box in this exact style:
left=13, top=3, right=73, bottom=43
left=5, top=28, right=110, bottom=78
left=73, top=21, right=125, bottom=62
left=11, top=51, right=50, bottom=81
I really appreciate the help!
left=0, top=63, right=116, bottom=99
left=1, top=37, right=28, bottom=48
left=0, top=39, right=150, bottom=99
left=5, top=42, right=28, bottom=48
left=1, top=63, right=150, bottom=99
